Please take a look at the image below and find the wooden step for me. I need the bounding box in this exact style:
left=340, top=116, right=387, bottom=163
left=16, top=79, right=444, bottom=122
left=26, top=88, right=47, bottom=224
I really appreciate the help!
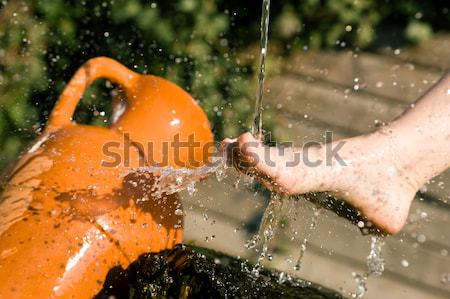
left=283, top=50, right=444, bottom=103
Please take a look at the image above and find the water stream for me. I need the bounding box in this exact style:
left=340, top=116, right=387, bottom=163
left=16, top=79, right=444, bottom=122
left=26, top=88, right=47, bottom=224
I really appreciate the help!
left=294, top=207, right=320, bottom=271
left=245, top=0, right=283, bottom=274
left=352, top=236, right=385, bottom=298
left=249, top=193, right=284, bottom=276
left=251, top=0, right=271, bottom=140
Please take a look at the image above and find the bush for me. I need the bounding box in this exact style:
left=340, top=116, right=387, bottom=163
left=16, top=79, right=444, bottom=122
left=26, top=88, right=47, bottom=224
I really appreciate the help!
left=0, top=0, right=449, bottom=169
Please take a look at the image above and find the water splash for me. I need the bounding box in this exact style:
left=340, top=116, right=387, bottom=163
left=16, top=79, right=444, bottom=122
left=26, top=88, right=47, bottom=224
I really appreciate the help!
left=248, top=193, right=284, bottom=276
left=351, top=236, right=385, bottom=298
left=294, top=207, right=320, bottom=271
left=251, top=0, right=271, bottom=140
left=128, top=156, right=226, bottom=199
left=233, top=173, right=242, bottom=189
left=366, top=236, right=385, bottom=276
left=215, top=161, right=228, bottom=182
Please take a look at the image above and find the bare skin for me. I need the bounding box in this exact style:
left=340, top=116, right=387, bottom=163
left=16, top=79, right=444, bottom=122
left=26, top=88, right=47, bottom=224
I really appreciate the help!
left=223, top=72, right=450, bottom=234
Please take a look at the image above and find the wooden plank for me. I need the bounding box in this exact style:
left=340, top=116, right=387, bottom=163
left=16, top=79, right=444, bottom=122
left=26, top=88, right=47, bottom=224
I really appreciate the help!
left=388, top=34, right=450, bottom=71
left=284, top=50, right=444, bottom=103
left=265, top=75, right=406, bottom=135
left=180, top=173, right=266, bottom=222
left=183, top=207, right=250, bottom=257
left=183, top=194, right=450, bottom=298
left=279, top=200, right=450, bottom=294
left=271, top=242, right=449, bottom=299
left=272, top=113, right=349, bottom=145
left=181, top=175, right=450, bottom=294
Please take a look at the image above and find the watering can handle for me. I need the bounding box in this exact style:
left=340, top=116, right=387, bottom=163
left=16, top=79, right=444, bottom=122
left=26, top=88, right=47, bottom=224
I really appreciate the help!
left=47, top=57, right=138, bottom=131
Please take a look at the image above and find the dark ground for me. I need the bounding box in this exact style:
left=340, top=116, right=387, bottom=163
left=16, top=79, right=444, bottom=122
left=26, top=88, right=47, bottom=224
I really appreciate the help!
left=95, top=244, right=345, bottom=299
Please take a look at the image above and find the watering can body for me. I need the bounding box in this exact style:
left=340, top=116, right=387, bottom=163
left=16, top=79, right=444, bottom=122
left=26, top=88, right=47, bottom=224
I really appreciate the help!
left=0, top=57, right=213, bottom=298
left=111, top=75, right=214, bottom=169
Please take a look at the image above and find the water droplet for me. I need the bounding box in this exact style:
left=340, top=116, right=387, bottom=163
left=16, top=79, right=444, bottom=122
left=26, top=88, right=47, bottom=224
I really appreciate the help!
left=245, top=234, right=260, bottom=249
left=401, top=259, right=409, bottom=267
left=215, top=161, right=227, bottom=182
left=202, top=212, right=209, bottom=221
left=351, top=272, right=368, bottom=298
left=417, top=234, right=426, bottom=243
left=169, top=118, right=180, bottom=126
left=174, top=209, right=183, bottom=216
left=233, top=175, right=241, bottom=188
left=187, top=182, right=197, bottom=196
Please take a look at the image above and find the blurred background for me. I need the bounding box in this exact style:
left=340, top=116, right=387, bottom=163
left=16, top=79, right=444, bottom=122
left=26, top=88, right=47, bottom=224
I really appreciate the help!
left=1, top=1, right=449, bottom=298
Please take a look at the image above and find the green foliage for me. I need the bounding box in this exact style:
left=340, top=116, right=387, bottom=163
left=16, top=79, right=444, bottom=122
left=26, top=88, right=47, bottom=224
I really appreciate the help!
left=0, top=0, right=449, bottom=169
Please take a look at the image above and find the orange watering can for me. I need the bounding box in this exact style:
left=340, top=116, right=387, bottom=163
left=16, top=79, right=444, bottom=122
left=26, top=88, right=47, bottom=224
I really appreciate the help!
left=50, top=57, right=214, bottom=169
left=0, top=57, right=213, bottom=298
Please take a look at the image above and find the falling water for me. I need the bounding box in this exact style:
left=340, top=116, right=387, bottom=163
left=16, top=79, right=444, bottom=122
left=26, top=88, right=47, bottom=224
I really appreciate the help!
left=247, top=193, right=284, bottom=276
left=251, top=0, right=271, bottom=140
left=352, top=236, right=385, bottom=298
left=244, top=0, right=280, bottom=273
left=294, top=207, right=320, bottom=271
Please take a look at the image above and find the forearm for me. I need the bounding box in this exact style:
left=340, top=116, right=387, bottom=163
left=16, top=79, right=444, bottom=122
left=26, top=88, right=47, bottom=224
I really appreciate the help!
left=379, top=72, right=450, bottom=186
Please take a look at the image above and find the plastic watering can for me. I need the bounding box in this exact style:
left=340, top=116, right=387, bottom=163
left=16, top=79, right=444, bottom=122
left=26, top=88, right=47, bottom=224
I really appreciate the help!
left=0, top=57, right=213, bottom=298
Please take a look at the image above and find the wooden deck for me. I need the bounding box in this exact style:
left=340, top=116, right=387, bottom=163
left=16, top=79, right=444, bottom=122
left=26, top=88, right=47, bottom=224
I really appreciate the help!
left=182, top=35, right=450, bottom=299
